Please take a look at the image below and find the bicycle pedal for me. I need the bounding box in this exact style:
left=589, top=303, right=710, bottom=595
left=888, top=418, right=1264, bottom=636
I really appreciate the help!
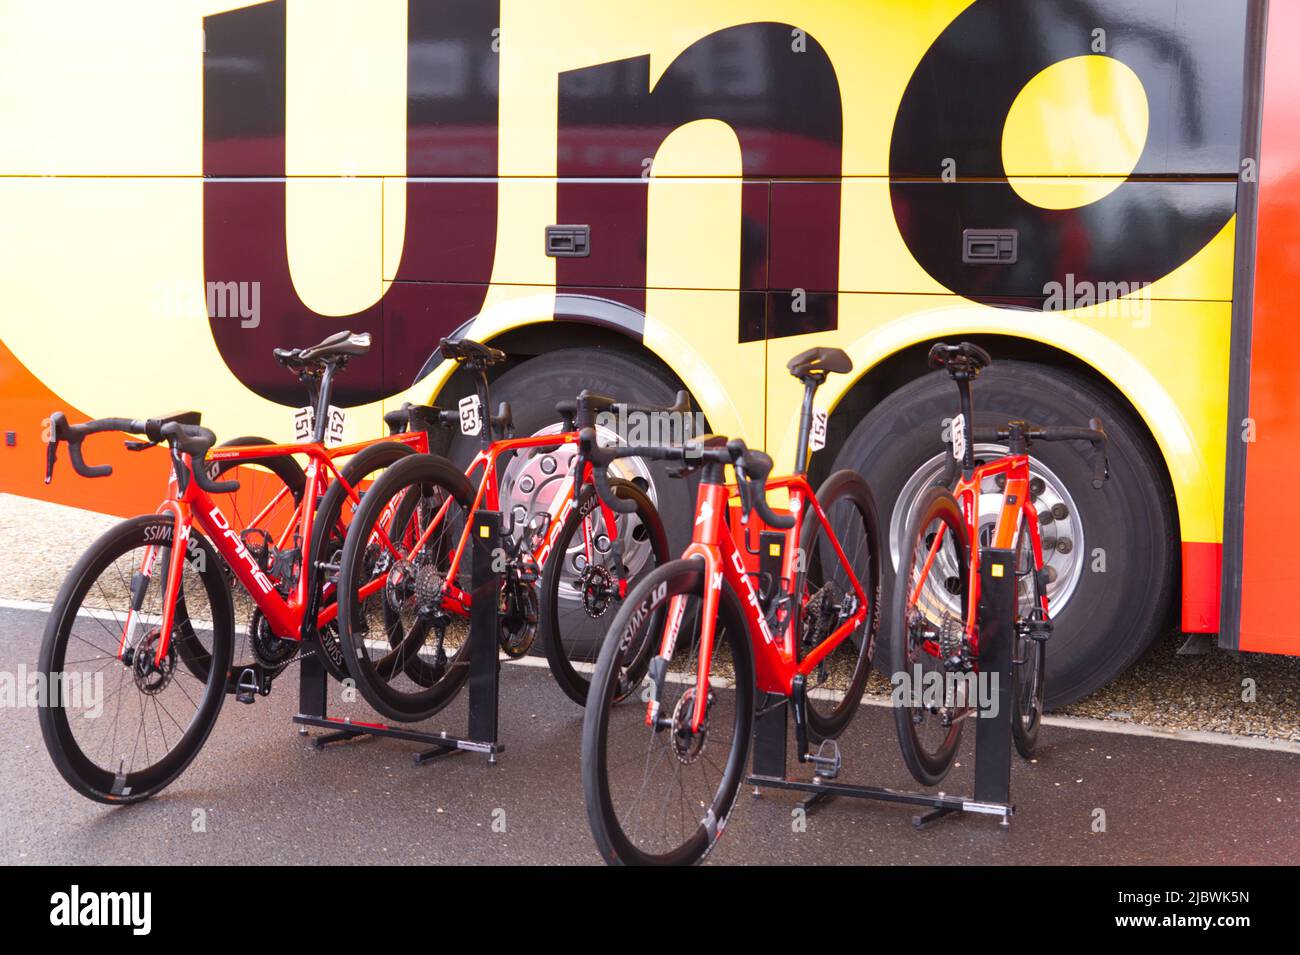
left=806, top=738, right=842, bottom=780
left=235, top=668, right=259, bottom=704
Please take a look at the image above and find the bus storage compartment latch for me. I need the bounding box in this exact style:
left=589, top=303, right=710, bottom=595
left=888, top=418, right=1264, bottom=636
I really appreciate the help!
left=962, top=228, right=1017, bottom=264
left=545, top=224, right=591, bottom=257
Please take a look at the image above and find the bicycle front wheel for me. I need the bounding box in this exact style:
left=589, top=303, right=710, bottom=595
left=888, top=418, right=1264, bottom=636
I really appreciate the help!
left=37, top=515, right=233, bottom=803
left=890, top=485, right=968, bottom=786
left=582, top=559, right=754, bottom=866
left=540, top=478, right=669, bottom=706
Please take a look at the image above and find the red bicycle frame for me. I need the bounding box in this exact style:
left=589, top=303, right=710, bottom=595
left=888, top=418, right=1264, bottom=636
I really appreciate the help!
left=658, top=473, right=870, bottom=732
left=914, top=452, right=1049, bottom=665
left=127, top=431, right=427, bottom=667
left=356, top=430, right=628, bottom=617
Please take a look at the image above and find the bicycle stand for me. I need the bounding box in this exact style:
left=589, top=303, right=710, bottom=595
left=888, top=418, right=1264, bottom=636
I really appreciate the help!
left=747, top=546, right=1018, bottom=829
left=292, top=509, right=505, bottom=765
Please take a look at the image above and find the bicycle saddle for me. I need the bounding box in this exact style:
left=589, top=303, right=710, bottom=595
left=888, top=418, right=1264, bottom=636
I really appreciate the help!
left=928, top=341, right=992, bottom=375
left=787, top=346, right=852, bottom=381
left=439, top=337, right=506, bottom=369
left=274, top=330, right=371, bottom=368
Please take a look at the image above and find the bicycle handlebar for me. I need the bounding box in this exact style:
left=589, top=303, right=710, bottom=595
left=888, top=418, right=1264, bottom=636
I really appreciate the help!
left=576, top=428, right=796, bottom=529
left=967, top=417, right=1110, bottom=488
left=44, top=412, right=239, bottom=494
left=555, top=389, right=692, bottom=430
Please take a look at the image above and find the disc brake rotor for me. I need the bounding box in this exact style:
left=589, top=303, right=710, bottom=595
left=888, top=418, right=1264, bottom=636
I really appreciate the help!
left=131, top=629, right=177, bottom=695
left=580, top=564, right=616, bottom=618
left=670, top=687, right=712, bottom=764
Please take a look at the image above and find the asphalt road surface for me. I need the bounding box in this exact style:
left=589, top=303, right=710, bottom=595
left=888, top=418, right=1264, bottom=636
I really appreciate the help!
left=1, top=607, right=1296, bottom=865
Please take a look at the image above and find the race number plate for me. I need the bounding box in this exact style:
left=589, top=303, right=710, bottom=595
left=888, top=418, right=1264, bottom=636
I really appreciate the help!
left=458, top=395, right=482, bottom=436
left=809, top=409, right=828, bottom=452
left=294, top=406, right=346, bottom=446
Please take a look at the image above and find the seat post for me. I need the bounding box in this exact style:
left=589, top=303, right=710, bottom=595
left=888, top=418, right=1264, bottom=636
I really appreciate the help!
left=312, top=362, right=338, bottom=444
left=956, top=374, right=976, bottom=480
left=793, top=375, right=820, bottom=475
left=472, top=368, right=493, bottom=448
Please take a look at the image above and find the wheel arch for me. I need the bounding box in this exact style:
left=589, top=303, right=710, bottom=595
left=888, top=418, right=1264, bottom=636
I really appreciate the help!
left=387, top=292, right=726, bottom=430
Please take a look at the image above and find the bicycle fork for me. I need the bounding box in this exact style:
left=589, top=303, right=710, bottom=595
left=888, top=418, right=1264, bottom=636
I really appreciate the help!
left=645, top=483, right=730, bottom=733
left=121, top=500, right=192, bottom=668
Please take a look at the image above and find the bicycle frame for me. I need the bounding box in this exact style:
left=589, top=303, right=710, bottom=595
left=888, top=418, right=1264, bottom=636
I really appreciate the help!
left=914, top=452, right=1049, bottom=666
left=658, top=472, right=870, bottom=732
left=124, top=432, right=428, bottom=667
left=356, top=430, right=627, bottom=617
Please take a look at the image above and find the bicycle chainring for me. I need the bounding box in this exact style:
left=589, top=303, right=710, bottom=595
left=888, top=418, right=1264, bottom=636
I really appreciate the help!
left=250, top=609, right=298, bottom=674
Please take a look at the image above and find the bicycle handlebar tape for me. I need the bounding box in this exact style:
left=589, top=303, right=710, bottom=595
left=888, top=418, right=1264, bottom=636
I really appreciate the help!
left=727, top=440, right=796, bottom=530
left=160, top=422, right=240, bottom=495
left=577, top=428, right=638, bottom=515
left=48, top=412, right=117, bottom=480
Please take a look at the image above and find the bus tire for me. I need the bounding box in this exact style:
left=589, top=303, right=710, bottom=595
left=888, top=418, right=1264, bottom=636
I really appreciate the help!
left=834, top=359, right=1175, bottom=708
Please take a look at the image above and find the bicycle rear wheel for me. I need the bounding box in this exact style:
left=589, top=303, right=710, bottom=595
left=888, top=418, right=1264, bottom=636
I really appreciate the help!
left=890, top=485, right=968, bottom=786
left=795, top=469, right=882, bottom=740
left=307, top=440, right=422, bottom=681
left=37, top=515, right=233, bottom=803
left=337, top=453, right=476, bottom=722
left=583, top=559, right=754, bottom=866
left=540, top=478, right=669, bottom=706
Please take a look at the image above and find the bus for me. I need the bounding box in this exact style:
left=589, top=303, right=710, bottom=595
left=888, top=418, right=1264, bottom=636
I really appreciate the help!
left=0, top=0, right=1293, bottom=705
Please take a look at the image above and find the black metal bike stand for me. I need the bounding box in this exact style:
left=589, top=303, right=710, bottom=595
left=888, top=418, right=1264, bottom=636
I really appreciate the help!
left=747, top=545, right=1018, bottom=829
left=293, top=509, right=505, bottom=765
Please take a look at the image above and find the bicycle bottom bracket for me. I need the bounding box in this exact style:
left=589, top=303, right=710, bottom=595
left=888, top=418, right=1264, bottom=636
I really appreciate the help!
left=131, top=629, right=177, bottom=695
left=670, top=688, right=713, bottom=765
left=250, top=609, right=296, bottom=672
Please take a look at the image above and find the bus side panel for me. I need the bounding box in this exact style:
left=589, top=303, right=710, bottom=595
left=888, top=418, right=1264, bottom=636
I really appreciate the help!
left=1239, top=2, right=1300, bottom=654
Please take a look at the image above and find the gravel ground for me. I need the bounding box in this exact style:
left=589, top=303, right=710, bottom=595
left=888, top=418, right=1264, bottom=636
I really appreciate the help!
left=4, top=492, right=1298, bottom=742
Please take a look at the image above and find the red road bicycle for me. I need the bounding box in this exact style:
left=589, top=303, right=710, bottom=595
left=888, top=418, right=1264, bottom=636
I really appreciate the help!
left=579, top=347, right=882, bottom=865
left=35, top=331, right=450, bottom=803
left=334, top=338, right=687, bottom=719
left=890, top=342, right=1109, bottom=785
